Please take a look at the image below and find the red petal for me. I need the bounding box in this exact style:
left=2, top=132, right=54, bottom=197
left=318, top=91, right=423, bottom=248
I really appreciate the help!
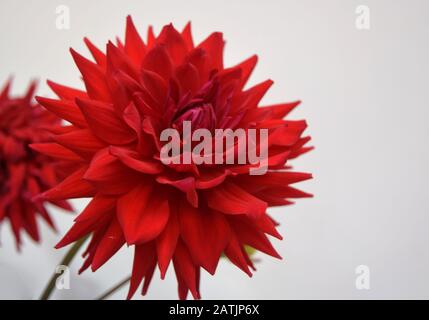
left=54, top=128, right=106, bottom=159
left=47, top=80, right=87, bottom=100
left=197, top=32, right=224, bottom=71
left=70, top=48, right=111, bottom=102
left=224, top=232, right=253, bottom=276
left=187, top=48, right=211, bottom=83
left=76, top=98, right=136, bottom=145
left=74, top=194, right=116, bottom=223
left=157, top=24, right=188, bottom=64
left=3, top=136, right=25, bottom=161
left=127, top=242, right=156, bottom=299
left=84, top=37, right=107, bottom=68
left=109, top=146, right=164, bottom=174
left=0, top=77, right=12, bottom=102
left=36, top=96, right=86, bottom=127
left=141, top=259, right=157, bottom=296
left=239, top=171, right=313, bottom=189
left=142, top=44, right=173, bottom=82
left=264, top=101, right=301, bottom=119
left=106, top=41, right=140, bottom=80
left=173, top=240, right=201, bottom=300
left=39, top=167, right=95, bottom=201
left=23, top=81, right=37, bottom=103
left=56, top=201, right=114, bottom=249
left=156, top=204, right=180, bottom=278
left=228, top=215, right=282, bottom=259
left=30, top=143, right=82, bottom=161
left=233, top=55, right=258, bottom=89
left=233, top=79, right=273, bottom=113
left=206, top=181, right=267, bottom=218
left=140, top=69, right=168, bottom=107
left=179, top=201, right=230, bottom=274
left=156, top=175, right=198, bottom=207
left=125, top=15, right=147, bottom=65
left=117, top=183, right=169, bottom=245
left=91, top=217, right=125, bottom=271
left=84, top=148, right=140, bottom=195
left=175, top=63, right=200, bottom=95
left=253, top=214, right=283, bottom=240
left=181, top=22, right=194, bottom=50
left=147, top=25, right=156, bottom=48
left=195, top=168, right=228, bottom=189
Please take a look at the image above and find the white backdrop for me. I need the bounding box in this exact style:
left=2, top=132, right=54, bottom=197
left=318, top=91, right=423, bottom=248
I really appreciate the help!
left=1, top=0, right=429, bottom=299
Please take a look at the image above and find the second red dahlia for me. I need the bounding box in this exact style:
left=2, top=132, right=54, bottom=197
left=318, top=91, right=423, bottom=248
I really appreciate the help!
left=35, top=16, right=312, bottom=299
left=0, top=80, right=72, bottom=249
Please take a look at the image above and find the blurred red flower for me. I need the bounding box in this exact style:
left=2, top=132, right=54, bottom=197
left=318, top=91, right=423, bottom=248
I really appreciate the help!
left=35, top=16, right=312, bottom=299
left=0, top=80, right=72, bottom=249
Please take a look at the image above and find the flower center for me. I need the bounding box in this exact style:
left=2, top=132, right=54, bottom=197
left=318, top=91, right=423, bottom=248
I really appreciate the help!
left=173, top=102, right=216, bottom=133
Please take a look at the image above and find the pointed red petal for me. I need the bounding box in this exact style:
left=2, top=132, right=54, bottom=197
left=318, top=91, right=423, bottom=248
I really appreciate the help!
left=127, top=242, right=156, bottom=299
left=206, top=181, right=267, bottom=218
left=109, top=146, right=164, bottom=174
left=157, top=24, right=188, bottom=64
left=91, top=217, right=125, bottom=271
left=197, top=32, right=224, bottom=71
left=39, top=167, right=95, bottom=201
left=233, top=55, right=258, bottom=89
left=117, top=183, right=169, bottom=244
left=175, top=63, right=200, bottom=95
left=156, top=205, right=180, bottom=278
left=36, top=96, right=86, bottom=127
left=84, top=148, right=140, bottom=195
left=125, top=15, right=146, bottom=65
left=173, top=240, right=201, bottom=300
left=47, top=80, right=88, bottom=100
left=54, top=128, right=106, bottom=159
left=142, top=44, right=173, bottom=82
left=181, top=22, right=194, bottom=50
left=233, top=79, right=273, bottom=112
left=70, top=48, right=111, bottom=102
left=179, top=200, right=230, bottom=274
left=224, top=232, right=253, bottom=276
left=30, top=142, right=82, bottom=161
left=228, top=215, right=282, bottom=259
left=76, top=98, right=135, bottom=145
left=84, top=37, right=107, bottom=68
left=74, top=194, right=116, bottom=223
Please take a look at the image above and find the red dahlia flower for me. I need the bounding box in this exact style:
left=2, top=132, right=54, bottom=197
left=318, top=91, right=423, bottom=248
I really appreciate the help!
left=34, top=16, right=312, bottom=299
left=0, top=80, right=72, bottom=249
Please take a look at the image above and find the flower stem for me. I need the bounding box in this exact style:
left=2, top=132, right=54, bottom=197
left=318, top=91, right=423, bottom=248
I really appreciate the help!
left=39, top=237, right=87, bottom=300
left=96, top=275, right=131, bottom=300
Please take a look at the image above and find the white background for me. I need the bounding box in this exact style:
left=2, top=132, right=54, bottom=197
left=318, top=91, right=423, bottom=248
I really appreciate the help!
left=1, top=0, right=429, bottom=299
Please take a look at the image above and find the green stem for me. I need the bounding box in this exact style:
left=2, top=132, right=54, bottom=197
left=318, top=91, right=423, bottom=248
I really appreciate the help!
left=96, top=275, right=131, bottom=300
left=39, top=237, right=87, bottom=300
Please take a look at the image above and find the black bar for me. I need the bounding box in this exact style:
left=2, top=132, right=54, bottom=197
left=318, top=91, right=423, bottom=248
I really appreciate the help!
left=0, top=300, right=426, bottom=319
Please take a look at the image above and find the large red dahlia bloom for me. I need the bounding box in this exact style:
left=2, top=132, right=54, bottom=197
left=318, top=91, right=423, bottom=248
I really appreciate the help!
left=0, top=80, right=72, bottom=249
left=35, top=16, right=312, bottom=299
